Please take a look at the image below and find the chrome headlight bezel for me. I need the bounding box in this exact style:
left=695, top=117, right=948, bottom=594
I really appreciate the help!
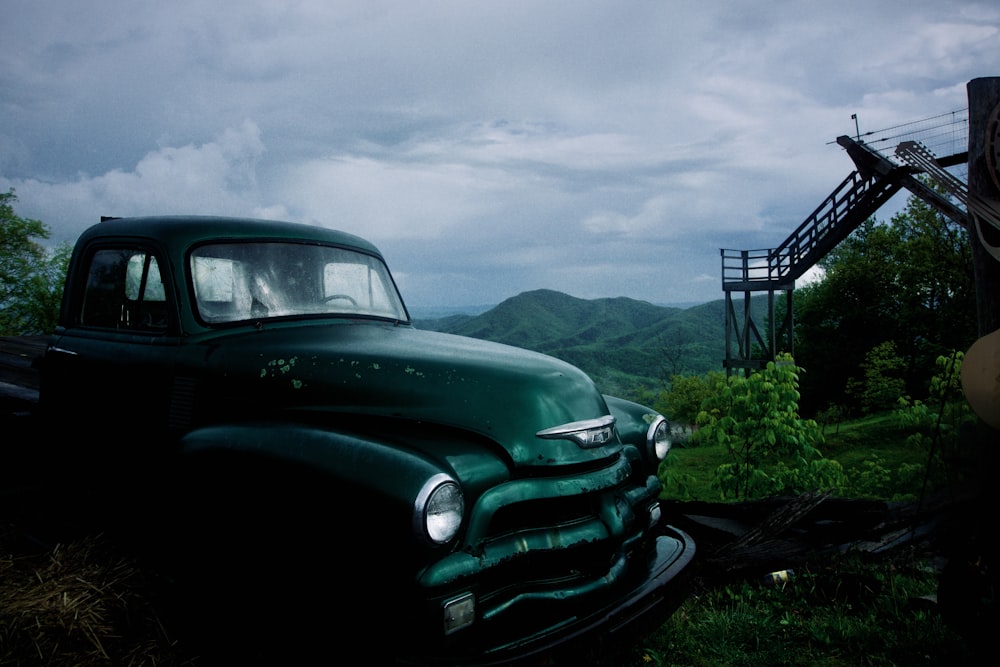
left=414, top=473, right=464, bottom=545
left=536, top=414, right=617, bottom=448
left=646, top=415, right=672, bottom=463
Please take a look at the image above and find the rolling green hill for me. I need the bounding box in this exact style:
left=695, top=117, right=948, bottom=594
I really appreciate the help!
left=414, top=289, right=766, bottom=400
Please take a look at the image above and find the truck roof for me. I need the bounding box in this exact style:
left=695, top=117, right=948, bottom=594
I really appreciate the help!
left=79, top=215, right=384, bottom=258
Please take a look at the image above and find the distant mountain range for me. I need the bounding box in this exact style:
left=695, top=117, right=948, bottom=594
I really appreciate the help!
left=413, top=288, right=765, bottom=399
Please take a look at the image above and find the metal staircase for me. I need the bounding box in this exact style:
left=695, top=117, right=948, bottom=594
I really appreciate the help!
left=721, top=135, right=968, bottom=374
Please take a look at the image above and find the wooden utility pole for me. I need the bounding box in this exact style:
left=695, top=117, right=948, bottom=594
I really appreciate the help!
left=966, top=77, right=1000, bottom=335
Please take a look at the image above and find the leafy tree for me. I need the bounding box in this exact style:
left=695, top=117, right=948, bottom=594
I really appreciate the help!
left=692, top=354, right=837, bottom=499
left=658, top=370, right=726, bottom=427
left=794, top=219, right=899, bottom=415
left=0, top=190, right=71, bottom=335
left=846, top=340, right=906, bottom=414
left=794, top=188, right=976, bottom=416
left=815, top=402, right=846, bottom=435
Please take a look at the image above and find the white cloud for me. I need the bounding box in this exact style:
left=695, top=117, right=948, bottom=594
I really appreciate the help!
left=0, top=120, right=271, bottom=242
left=1, top=0, right=994, bottom=308
left=280, top=155, right=508, bottom=239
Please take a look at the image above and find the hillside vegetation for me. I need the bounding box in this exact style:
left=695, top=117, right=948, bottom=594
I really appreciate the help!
left=415, top=288, right=768, bottom=400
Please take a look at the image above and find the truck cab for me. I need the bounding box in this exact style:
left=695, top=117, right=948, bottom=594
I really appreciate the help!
left=40, top=215, right=695, bottom=665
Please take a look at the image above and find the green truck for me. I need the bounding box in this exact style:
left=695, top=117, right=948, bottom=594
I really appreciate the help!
left=36, top=215, right=695, bottom=665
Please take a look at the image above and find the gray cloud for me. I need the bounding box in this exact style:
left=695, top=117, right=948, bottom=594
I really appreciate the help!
left=2, top=0, right=996, bottom=309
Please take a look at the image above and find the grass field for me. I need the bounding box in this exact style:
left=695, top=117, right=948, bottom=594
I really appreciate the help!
left=631, top=550, right=977, bottom=666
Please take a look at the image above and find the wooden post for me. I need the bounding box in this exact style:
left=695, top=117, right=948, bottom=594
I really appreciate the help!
left=966, top=77, right=1000, bottom=335
left=939, top=81, right=1000, bottom=658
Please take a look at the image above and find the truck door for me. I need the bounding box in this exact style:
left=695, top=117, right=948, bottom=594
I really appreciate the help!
left=43, top=243, right=180, bottom=449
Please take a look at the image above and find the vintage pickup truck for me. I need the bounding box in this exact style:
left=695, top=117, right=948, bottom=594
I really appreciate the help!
left=28, top=215, right=695, bottom=664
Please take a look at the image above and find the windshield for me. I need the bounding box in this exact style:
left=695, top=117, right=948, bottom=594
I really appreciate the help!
left=190, top=242, right=408, bottom=324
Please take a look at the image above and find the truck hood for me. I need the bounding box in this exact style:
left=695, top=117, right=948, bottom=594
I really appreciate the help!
left=196, top=321, right=614, bottom=467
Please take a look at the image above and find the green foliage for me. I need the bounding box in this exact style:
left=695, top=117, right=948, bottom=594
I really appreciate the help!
left=894, top=351, right=977, bottom=493
left=846, top=340, right=906, bottom=414
left=768, top=456, right=846, bottom=497
left=841, top=454, right=927, bottom=501
left=0, top=190, right=71, bottom=335
left=659, top=444, right=729, bottom=501
left=794, top=190, right=977, bottom=416
left=660, top=370, right=727, bottom=426
left=815, top=402, right=847, bottom=434
left=692, top=354, right=837, bottom=499
left=663, top=404, right=955, bottom=504
left=657, top=453, right=700, bottom=501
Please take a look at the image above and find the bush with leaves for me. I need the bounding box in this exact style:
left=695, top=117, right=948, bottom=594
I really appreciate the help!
left=895, top=351, right=977, bottom=492
left=692, top=354, right=841, bottom=499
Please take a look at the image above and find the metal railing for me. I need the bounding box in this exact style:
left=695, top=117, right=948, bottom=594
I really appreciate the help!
left=722, top=170, right=877, bottom=288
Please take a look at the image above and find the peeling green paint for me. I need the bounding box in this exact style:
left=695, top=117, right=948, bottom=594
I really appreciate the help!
left=260, top=356, right=300, bottom=380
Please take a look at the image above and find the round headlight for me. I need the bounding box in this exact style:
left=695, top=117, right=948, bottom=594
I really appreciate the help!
left=416, top=475, right=464, bottom=544
left=646, top=415, right=672, bottom=462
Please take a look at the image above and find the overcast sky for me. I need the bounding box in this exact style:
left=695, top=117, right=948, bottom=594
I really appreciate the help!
left=2, top=1, right=996, bottom=312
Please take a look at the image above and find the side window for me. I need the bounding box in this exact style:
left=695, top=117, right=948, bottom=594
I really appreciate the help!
left=80, top=248, right=169, bottom=332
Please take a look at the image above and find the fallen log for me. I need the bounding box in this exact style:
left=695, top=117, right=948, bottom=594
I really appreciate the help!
left=662, top=486, right=968, bottom=585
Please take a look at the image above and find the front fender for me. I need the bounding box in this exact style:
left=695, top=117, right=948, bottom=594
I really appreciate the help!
left=178, top=421, right=451, bottom=505
left=163, top=422, right=461, bottom=652
left=603, top=394, right=662, bottom=447
left=171, top=421, right=464, bottom=574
